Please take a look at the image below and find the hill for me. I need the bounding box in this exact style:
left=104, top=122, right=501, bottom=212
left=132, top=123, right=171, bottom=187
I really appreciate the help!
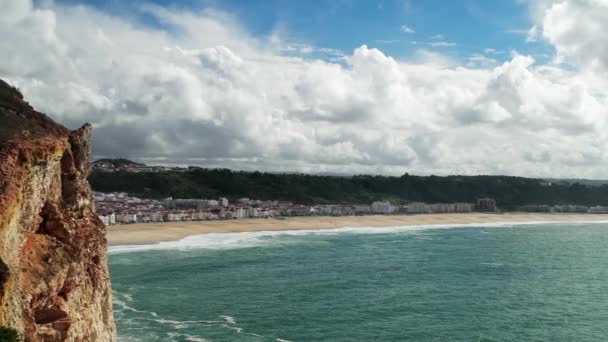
left=88, top=166, right=608, bottom=209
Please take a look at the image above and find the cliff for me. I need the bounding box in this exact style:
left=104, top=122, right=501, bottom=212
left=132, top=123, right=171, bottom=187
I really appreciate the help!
left=0, top=80, right=116, bottom=341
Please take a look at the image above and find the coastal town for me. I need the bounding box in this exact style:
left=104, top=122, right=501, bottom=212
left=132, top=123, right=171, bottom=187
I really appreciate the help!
left=92, top=159, right=501, bottom=225
left=91, top=159, right=608, bottom=226
left=92, top=158, right=190, bottom=173
left=94, top=192, right=499, bottom=226
left=94, top=192, right=608, bottom=227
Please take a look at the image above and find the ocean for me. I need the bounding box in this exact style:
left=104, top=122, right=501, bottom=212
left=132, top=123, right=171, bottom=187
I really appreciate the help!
left=109, top=222, right=608, bottom=341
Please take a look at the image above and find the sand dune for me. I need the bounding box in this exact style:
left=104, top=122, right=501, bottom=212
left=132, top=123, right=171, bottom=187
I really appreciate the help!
left=106, top=213, right=608, bottom=246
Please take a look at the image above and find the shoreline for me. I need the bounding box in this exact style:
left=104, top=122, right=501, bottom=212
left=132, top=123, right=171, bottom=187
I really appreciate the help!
left=106, top=213, right=608, bottom=246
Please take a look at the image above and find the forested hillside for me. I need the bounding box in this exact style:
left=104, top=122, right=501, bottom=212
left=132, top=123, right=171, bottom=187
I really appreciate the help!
left=89, top=168, right=608, bottom=209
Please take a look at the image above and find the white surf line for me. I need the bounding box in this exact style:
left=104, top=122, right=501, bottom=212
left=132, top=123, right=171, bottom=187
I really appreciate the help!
left=108, top=219, right=608, bottom=254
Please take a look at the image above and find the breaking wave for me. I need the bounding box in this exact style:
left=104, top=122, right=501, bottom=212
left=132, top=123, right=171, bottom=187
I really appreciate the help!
left=108, top=220, right=608, bottom=254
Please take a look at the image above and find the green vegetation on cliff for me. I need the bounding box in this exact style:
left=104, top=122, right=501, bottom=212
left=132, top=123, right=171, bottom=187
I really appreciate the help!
left=0, top=324, right=20, bottom=341
left=88, top=168, right=608, bottom=209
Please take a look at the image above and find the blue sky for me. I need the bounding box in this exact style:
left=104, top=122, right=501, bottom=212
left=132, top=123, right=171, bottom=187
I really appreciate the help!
left=55, top=0, right=549, bottom=64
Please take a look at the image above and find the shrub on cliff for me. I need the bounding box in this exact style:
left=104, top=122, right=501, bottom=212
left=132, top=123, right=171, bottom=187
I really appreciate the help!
left=0, top=326, right=20, bottom=342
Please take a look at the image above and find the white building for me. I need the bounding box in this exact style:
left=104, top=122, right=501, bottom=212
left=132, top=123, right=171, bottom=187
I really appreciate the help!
left=454, top=203, right=474, bottom=213
left=247, top=208, right=259, bottom=217
left=371, top=201, right=393, bottom=214
left=406, top=202, right=431, bottom=214
left=316, top=205, right=334, bottom=216
left=233, top=208, right=246, bottom=219
left=116, top=213, right=137, bottom=224
left=149, top=212, right=163, bottom=222
left=166, top=213, right=184, bottom=221
left=99, top=216, right=109, bottom=226
left=138, top=215, right=151, bottom=223
left=98, top=214, right=115, bottom=226
left=353, top=205, right=372, bottom=215
left=430, top=203, right=449, bottom=213
left=219, top=197, right=229, bottom=207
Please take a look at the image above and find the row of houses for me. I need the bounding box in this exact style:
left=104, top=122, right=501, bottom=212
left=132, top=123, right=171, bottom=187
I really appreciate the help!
left=518, top=204, right=608, bottom=213
left=92, top=160, right=185, bottom=173
left=162, top=197, right=281, bottom=209
left=162, top=197, right=229, bottom=209
left=367, top=201, right=479, bottom=214
left=96, top=192, right=499, bottom=226
left=99, top=207, right=277, bottom=225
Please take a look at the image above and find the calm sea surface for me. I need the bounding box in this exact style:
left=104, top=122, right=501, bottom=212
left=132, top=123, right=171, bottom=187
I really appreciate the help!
left=109, top=222, right=608, bottom=341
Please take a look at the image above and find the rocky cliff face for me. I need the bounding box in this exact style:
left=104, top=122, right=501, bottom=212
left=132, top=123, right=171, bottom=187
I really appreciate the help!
left=0, top=80, right=116, bottom=341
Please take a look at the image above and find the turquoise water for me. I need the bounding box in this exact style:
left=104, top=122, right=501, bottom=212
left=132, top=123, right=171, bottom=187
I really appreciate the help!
left=109, top=222, right=608, bottom=341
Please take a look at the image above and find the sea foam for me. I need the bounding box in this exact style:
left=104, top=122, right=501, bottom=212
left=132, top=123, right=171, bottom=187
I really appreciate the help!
left=108, top=220, right=608, bottom=254
left=220, top=315, right=236, bottom=324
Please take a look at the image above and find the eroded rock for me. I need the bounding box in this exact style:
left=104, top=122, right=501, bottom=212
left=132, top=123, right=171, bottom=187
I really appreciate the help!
left=0, top=80, right=116, bottom=341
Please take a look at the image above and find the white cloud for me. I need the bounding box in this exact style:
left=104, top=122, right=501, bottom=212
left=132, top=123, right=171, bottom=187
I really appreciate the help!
left=428, top=41, right=457, bottom=47
left=504, top=25, right=540, bottom=43
left=532, top=0, right=608, bottom=70
left=467, top=53, right=497, bottom=68
left=484, top=48, right=504, bottom=55
left=413, top=49, right=456, bottom=67
left=526, top=25, right=540, bottom=42
left=375, top=39, right=400, bottom=44
left=0, top=0, right=32, bottom=24
left=278, top=43, right=344, bottom=58
left=1, top=0, right=608, bottom=178
left=400, top=25, right=415, bottom=34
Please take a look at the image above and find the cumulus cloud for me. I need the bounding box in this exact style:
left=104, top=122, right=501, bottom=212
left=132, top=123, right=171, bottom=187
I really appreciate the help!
left=533, top=0, right=608, bottom=70
left=1, top=0, right=608, bottom=178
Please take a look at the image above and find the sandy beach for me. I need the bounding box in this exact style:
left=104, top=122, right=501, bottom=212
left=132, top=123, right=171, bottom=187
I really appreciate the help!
left=106, top=213, right=608, bottom=246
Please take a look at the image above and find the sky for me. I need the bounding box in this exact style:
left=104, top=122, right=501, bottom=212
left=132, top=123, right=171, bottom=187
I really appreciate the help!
left=1, top=0, right=608, bottom=178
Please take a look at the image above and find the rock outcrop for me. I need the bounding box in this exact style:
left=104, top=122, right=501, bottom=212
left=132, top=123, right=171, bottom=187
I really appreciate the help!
left=0, top=80, right=116, bottom=341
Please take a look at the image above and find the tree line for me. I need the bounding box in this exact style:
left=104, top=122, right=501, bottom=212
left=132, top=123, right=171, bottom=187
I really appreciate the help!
left=88, top=169, right=608, bottom=209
